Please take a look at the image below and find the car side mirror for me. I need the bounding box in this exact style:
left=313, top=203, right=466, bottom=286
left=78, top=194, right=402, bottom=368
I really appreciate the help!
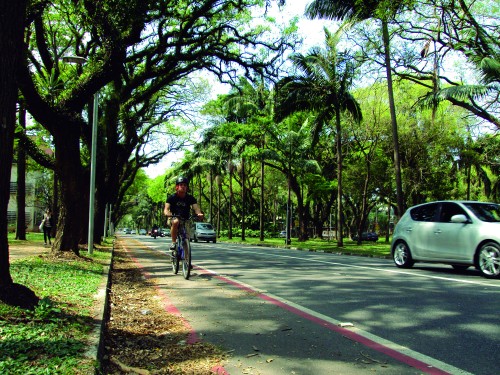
left=450, top=214, right=469, bottom=223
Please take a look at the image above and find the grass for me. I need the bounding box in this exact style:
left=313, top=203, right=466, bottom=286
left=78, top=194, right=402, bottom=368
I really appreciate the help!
left=218, top=235, right=393, bottom=258
left=1, top=233, right=112, bottom=375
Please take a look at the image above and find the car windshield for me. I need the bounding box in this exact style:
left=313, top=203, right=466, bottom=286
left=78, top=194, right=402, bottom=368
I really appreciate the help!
left=463, top=203, right=500, bottom=222
left=197, top=223, right=214, bottom=230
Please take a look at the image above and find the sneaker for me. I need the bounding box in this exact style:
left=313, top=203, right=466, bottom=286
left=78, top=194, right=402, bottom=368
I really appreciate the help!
left=169, top=243, right=176, bottom=250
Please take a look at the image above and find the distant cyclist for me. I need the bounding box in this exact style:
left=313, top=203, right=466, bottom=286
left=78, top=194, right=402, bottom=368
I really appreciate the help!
left=163, top=176, right=203, bottom=252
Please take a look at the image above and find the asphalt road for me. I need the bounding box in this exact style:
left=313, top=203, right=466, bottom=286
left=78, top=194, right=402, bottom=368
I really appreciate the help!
left=119, top=234, right=500, bottom=375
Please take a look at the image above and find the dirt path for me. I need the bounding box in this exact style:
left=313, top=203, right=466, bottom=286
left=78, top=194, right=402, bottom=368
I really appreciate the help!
left=9, top=240, right=50, bottom=261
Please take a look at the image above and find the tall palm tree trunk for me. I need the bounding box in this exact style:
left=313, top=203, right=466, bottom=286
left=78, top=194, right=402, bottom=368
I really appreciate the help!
left=209, top=170, right=214, bottom=224
left=382, top=20, right=404, bottom=218
left=335, top=110, right=344, bottom=247
left=241, top=157, right=246, bottom=241
left=259, top=156, right=265, bottom=241
left=228, top=164, right=233, bottom=240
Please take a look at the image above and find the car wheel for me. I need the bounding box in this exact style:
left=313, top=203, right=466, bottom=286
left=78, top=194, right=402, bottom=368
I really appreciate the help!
left=213, top=239, right=216, bottom=243
left=392, top=241, right=414, bottom=268
left=194, top=235, right=198, bottom=243
left=476, top=242, right=500, bottom=279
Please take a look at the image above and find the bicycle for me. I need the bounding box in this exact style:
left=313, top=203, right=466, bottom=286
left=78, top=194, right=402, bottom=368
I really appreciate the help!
left=168, top=215, right=194, bottom=279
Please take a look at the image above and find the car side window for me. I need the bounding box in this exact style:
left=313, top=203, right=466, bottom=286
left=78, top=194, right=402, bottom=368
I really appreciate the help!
left=439, top=202, right=467, bottom=223
left=410, top=203, right=439, bottom=222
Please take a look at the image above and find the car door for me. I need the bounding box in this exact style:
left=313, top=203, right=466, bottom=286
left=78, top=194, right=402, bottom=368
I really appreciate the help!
left=405, top=203, right=440, bottom=258
left=426, top=202, right=472, bottom=261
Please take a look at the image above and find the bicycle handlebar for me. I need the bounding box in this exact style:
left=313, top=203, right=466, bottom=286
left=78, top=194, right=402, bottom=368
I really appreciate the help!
left=166, top=214, right=203, bottom=222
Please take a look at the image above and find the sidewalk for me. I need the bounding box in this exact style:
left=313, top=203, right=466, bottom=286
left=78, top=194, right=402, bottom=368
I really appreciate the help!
left=9, top=241, right=50, bottom=261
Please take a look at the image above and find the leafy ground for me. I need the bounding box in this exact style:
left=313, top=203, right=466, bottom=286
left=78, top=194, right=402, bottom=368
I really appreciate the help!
left=101, top=243, right=227, bottom=374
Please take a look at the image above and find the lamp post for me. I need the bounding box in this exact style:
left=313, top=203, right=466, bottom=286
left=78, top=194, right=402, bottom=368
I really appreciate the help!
left=62, top=56, right=98, bottom=254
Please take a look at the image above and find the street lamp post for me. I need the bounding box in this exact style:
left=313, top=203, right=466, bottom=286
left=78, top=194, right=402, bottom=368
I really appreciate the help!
left=88, top=91, right=98, bottom=254
left=62, top=56, right=98, bottom=254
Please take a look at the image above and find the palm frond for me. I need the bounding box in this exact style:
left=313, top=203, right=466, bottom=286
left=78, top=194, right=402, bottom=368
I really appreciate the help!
left=305, top=0, right=357, bottom=21
left=418, top=84, right=498, bottom=109
left=479, top=57, right=500, bottom=84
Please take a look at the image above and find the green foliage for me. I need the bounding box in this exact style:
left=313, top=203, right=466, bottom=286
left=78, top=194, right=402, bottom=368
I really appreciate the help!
left=220, top=236, right=393, bottom=256
left=147, top=174, right=167, bottom=203
left=30, top=297, right=62, bottom=322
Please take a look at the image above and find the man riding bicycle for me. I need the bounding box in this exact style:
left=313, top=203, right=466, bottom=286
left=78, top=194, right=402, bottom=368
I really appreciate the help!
left=163, top=176, right=203, bottom=252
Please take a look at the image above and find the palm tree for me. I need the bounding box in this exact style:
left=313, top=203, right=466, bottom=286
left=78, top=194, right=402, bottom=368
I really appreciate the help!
left=305, top=0, right=410, bottom=218
left=197, top=125, right=241, bottom=239
left=275, top=27, right=362, bottom=246
left=224, top=77, right=274, bottom=241
left=452, top=135, right=500, bottom=201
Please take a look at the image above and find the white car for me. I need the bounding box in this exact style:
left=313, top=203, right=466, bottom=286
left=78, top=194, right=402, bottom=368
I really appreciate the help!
left=391, top=201, right=500, bottom=278
left=190, top=222, right=216, bottom=243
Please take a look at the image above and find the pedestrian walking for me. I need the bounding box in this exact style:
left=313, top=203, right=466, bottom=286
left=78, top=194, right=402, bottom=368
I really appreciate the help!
left=41, top=208, right=53, bottom=246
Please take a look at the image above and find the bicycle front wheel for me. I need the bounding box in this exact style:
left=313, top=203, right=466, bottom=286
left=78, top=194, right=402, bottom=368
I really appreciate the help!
left=181, top=239, right=191, bottom=279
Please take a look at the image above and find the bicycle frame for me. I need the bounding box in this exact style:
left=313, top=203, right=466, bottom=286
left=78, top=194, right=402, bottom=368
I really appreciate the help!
left=170, top=216, right=192, bottom=279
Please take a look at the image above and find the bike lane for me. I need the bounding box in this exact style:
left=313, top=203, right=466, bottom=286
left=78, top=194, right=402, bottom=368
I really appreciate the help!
left=119, top=237, right=456, bottom=375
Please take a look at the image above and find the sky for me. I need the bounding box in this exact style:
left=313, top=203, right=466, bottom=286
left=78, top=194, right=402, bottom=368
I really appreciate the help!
left=145, top=0, right=332, bottom=178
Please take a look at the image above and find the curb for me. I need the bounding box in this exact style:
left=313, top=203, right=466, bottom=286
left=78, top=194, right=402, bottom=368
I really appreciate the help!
left=83, top=241, right=114, bottom=374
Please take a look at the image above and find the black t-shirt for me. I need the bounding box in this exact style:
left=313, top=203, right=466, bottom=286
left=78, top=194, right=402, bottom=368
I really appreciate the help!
left=166, top=193, right=197, bottom=219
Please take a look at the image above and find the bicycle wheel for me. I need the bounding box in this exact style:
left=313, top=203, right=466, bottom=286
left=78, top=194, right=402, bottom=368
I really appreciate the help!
left=181, top=238, right=191, bottom=279
left=171, top=242, right=180, bottom=274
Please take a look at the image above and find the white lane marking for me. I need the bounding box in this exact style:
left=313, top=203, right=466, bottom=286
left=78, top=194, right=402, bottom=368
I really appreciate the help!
left=215, top=245, right=500, bottom=288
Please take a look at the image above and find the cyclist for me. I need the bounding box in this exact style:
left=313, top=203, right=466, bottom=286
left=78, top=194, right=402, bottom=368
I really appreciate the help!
left=163, top=176, right=203, bottom=252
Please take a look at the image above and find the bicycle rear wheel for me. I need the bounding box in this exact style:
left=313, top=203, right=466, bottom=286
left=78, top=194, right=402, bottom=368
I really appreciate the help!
left=171, top=242, right=180, bottom=274
left=181, top=239, right=191, bottom=279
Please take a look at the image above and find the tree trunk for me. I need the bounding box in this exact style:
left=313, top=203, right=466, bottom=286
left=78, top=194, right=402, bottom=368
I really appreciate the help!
left=0, top=0, right=27, bottom=287
left=335, top=110, right=344, bottom=247
left=209, top=170, right=214, bottom=225
left=241, top=157, right=246, bottom=241
left=288, top=176, right=308, bottom=242
left=259, top=156, right=265, bottom=241
left=0, top=0, right=40, bottom=310
left=382, top=20, right=404, bottom=218
left=228, top=164, right=233, bottom=239
left=51, top=126, right=84, bottom=254
left=217, top=175, right=221, bottom=237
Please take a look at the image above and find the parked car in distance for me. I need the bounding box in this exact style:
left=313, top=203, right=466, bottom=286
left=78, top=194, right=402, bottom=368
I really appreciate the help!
left=160, top=228, right=170, bottom=237
left=279, top=230, right=287, bottom=238
left=391, top=200, right=500, bottom=278
left=139, top=229, right=147, bottom=235
left=352, top=232, right=379, bottom=242
left=130, top=230, right=136, bottom=234
left=190, top=222, right=216, bottom=243
left=124, top=228, right=131, bottom=234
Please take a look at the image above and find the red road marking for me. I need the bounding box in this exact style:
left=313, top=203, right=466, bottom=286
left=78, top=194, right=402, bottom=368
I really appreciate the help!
left=197, top=268, right=452, bottom=375
left=121, top=243, right=229, bottom=374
